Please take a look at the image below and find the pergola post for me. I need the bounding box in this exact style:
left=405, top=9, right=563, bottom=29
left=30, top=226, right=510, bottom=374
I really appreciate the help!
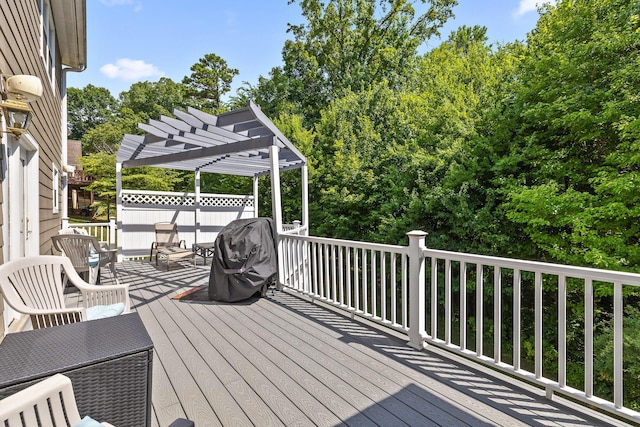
left=301, top=165, right=309, bottom=234
left=270, top=144, right=285, bottom=288
left=115, top=162, right=123, bottom=262
left=253, top=175, right=259, bottom=218
left=269, top=145, right=283, bottom=232
left=194, top=168, right=201, bottom=244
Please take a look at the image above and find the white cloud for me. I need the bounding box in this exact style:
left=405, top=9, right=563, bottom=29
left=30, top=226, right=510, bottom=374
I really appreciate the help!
left=514, top=0, right=556, bottom=17
left=100, top=58, right=163, bottom=81
left=99, top=0, right=142, bottom=12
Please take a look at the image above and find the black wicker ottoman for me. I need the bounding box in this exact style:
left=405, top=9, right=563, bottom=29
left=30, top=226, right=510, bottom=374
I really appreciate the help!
left=0, top=313, right=153, bottom=427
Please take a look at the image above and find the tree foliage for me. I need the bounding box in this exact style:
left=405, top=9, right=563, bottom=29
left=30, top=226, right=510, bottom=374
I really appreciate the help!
left=257, top=0, right=456, bottom=122
left=182, top=53, right=239, bottom=113
left=500, top=0, right=640, bottom=270
left=67, top=85, right=118, bottom=140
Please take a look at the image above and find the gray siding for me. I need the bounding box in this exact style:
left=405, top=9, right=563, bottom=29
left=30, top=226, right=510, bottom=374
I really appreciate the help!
left=0, top=0, right=65, bottom=257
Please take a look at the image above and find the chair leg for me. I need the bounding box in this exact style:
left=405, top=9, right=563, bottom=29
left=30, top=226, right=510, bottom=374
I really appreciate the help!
left=108, top=260, right=119, bottom=285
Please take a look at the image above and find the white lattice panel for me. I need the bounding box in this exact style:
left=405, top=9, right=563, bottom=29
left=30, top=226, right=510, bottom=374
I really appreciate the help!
left=201, top=195, right=254, bottom=208
left=122, top=192, right=195, bottom=206
left=122, top=191, right=253, bottom=208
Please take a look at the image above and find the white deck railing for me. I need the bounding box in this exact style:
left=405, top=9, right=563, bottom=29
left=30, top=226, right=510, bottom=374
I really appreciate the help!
left=279, top=231, right=640, bottom=424
left=62, top=217, right=117, bottom=249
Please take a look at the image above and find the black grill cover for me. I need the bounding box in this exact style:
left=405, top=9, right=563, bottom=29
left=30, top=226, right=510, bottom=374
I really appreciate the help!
left=208, top=217, right=278, bottom=302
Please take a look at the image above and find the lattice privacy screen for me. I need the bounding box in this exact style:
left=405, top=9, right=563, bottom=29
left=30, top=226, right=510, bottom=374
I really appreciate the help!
left=122, top=192, right=254, bottom=208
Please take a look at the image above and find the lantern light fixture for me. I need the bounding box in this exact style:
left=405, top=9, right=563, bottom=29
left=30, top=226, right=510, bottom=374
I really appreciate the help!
left=0, top=74, right=43, bottom=138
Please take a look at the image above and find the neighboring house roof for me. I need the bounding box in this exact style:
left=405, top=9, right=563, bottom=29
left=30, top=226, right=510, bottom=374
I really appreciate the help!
left=67, top=139, right=82, bottom=167
left=51, top=0, right=87, bottom=68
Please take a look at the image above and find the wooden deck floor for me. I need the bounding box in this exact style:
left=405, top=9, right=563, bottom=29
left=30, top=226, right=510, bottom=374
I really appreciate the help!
left=112, top=260, right=628, bottom=427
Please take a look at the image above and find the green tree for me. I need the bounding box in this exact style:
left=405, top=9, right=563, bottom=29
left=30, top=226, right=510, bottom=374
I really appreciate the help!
left=119, top=77, right=186, bottom=121
left=81, top=78, right=186, bottom=155
left=412, top=30, right=525, bottom=255
left=500, top=0, right=640, bottom=270
left=182, top=53, right=239, bottom=113
left=67, top=85, right=118, bottom=140
left=258, top=0, right=456, bottom=123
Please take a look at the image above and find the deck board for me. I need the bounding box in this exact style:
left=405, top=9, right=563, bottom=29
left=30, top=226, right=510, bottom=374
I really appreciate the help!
left=109, top=261, right=628, bottom=427
left=222, top=301, right=443, bottom=426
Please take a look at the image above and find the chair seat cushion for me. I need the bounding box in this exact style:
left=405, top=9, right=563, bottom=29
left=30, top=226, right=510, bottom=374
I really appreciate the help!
left=73, top=416, right=103, bottom=427
left=86, top=303, right=125, bottom=320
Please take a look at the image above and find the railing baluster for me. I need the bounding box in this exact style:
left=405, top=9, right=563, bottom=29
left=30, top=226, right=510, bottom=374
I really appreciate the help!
left=346, top=247, right=352, bottom=309
left=614, top=281, right=623, bottom=408
left=585, top=278, right=593, bottom=397
left=331, top=244, right=337, bottom=302
left=402, top=253, right=407, bottom=329
left=381, top=251, right=387, bottom=323
left=312, top=242, right=318, bottom=296
left=363, top=249, right=368, bottom=315
left=431, top=257, right=438, bottom=339
left=514, top=269, right=521, bottom=371
left=354, top=247, right=360, bottom=313
left=391, top=252, right=397, bottom=325
left=445, top=258, right=452, bottom=345
left=372, top=249, right=377, bottom=319
left=494, top=265, right=501, bottom=364
left=460, top=261, right=467, bottom=351
left=338, top=246, right=344, bottom=306
left=298, top=239, right=304, bottom=290
left=476, top=263, right=483, bottom=358
left=535, top=271, right=543, bottom=379
left=323, top=243, right=330, bottom=299
left=559, top=274, right=567, bottom=388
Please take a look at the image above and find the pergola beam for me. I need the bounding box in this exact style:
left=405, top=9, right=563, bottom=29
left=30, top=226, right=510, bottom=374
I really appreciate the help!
left=122, top=135, right=276, bottom=169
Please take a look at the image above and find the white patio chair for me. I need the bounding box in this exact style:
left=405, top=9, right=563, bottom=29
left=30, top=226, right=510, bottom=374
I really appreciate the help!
left=0, top=373, right=114, bottom=426
left=150, top=222, right=196, bottom=270
left=0, top=255, right=130, bottom=329
left=52, top=233, right=118, bottom=285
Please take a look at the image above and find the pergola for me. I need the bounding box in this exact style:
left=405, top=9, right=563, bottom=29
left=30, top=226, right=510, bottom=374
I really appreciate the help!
left=115, top=101, right=308, bottom=240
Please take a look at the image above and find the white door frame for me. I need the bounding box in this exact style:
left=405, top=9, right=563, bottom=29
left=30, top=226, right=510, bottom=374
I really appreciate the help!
left=6, top=134, right=40, bottom=259
left=1, top=133, right=40, bottom=331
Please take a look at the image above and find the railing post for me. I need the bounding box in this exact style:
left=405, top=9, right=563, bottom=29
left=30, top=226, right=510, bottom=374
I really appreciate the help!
left=407, top=230, right=428, bottom=350
left=293, top=220, right=301, bottom=235
left=109, top=217, right=116, bottom=251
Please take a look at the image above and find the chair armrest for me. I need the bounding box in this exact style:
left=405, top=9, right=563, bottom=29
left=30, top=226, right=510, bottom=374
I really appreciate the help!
left=99, top=249, right=117, bottom=261
left=11, top=305, right=84, bottom=318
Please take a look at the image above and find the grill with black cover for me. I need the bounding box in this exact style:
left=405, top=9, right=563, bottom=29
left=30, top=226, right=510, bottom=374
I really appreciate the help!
left=208, top=217, right=278, bottom=302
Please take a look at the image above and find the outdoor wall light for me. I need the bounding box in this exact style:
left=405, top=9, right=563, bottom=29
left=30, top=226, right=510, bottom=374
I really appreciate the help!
left=1, top=99, right=33, bottom=137
left=0, top=74, right=43, bottom=138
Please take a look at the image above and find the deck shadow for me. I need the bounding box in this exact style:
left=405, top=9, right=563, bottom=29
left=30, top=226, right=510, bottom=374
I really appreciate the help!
left=267, top=291, right=616, bottom=427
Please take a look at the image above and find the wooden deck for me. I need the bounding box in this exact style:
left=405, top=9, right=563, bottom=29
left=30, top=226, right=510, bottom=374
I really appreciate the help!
left=112, top=260, right=628, bottom=427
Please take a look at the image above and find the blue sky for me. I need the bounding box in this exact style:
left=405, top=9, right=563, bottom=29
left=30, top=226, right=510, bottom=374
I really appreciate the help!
left=67, top=0, right=553, bottom=97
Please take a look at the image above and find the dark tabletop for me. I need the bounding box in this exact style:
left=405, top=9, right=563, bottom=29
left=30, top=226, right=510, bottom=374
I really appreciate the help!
left=0, top=313, right=153, bottom=388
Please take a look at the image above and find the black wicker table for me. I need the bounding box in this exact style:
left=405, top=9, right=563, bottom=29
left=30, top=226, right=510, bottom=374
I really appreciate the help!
left=0, top=313, right=153, bottom=427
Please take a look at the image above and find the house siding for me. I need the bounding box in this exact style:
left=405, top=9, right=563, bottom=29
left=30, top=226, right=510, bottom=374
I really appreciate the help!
left=0, top=0, right=64, bottom=258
